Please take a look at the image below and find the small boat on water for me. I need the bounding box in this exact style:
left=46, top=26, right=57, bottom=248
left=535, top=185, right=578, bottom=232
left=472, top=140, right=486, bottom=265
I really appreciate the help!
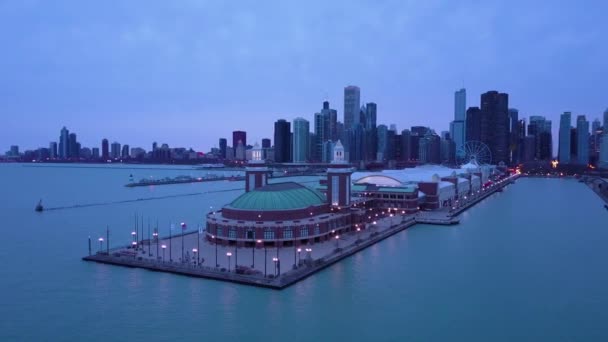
left=35, top=199, right=44, bottom=212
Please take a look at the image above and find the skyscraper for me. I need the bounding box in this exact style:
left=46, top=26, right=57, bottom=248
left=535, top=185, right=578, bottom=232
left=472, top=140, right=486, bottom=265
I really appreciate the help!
left=219, top=138, right=227, bottom=159
left=49, top=142, right=57, bottom=159
left=508, top=108, right=520, bottom=164
left=232, top=131, right=247, bottom=159
left=576, top=115, right=590, bottom=165
left=68, top=133, right=78, bottom=158
left=465, top=107, right=482, bottom=142
left=292, top=118, right=310, bottom=163
left=102, top=139, right=109, bottom=160
left=450, top=88, right=466, bottom=156
left=603, top=108, right=608, bottom=131
left=110, top=142, right=121, bottom=159
left=59, top=126, right=69, bottom=159
left=376, top=125, right=388, bottom=162
left=121, top=144, right=130, bottom=158
left=274, top=119, right=291, bottom=163
left=480, top=91, right=509, bottom=164
left=343, top=86, right=361, bottom=130
left=558, top=112, right=572, bottom=163
left=528, top=116, right=552, bottom=161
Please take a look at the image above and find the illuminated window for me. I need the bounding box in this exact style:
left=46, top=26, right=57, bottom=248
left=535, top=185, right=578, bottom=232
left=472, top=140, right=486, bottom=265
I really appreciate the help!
left=300, top=227, right=309, bottom=237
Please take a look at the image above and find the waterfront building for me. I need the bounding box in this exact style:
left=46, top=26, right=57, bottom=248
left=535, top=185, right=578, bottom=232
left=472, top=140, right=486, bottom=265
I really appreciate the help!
left=576, top=115, right=590, bottom=165
left=91, top=147, right=100, bottom=159
left=59, top=126, right=69, bottom=159
left=225, top=146, right=235, bottom=161
left=344, top=86, right=361, bottom=130
left=600, top=134, right=608, bottom=169
left=49, top=142, right=57, bottom=159
left=292, top=117, right=310, bottom=163
left=509, top=108, right=519, bottom=164
left=110, top=142, right=121, bottom=159
left=376, top=124, right=388, bottom=162
left=450, top=88, right=466, bottom=155
left=101, top=139, right=109, bottom=160
left=559, top=112, right=572, bottom=163
left=480, top=91, right=509, bottom=165
left=121, top=144, right=130, bottom=159
left=219, top=138, right=227, bottom=159
left=274, top=119, right=291, bottom=163
left=232, top=131, right=247, bottom=159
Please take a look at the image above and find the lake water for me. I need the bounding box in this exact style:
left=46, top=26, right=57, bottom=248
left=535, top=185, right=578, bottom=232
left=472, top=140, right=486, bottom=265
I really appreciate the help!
left=1, top=163, right=607, bottom=341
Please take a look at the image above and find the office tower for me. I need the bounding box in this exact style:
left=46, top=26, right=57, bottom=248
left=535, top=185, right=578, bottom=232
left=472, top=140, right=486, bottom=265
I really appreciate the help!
left=523, top=135, right=536, bottom=162
left=102, top=139, right=109, bottom=160
left=441, top=136, right=456, bottom=164
left=292, top=118, right=310, bottom=163
left=480, top=91, right=509, bottom=164
left=419, top=132, right=441, bottom=164
left=110, top=142, right=121, bottom=159
left=600, top=134, right=608, bottom=168
left=49, top=142, right=57, bottom=159
left=411, top=126, right=429, bottom=136
left=604, top=109, right=608, bottom=131
left=365, top=103, right=377, bottom=129
left=261, top=139, right=271, bottom=149
left=59, top=126, right=69, bottom=159
left=232, top=131, right=247, bottom=159
left=219, top=138, right=227, bottom=159
left=274, top=119, right=291, bottom=163
left=364, top=103, right=377, bottom=162
left=570, top=128, right=578, bottom=160
left=591, top=118, right=602, bottom=163
left=576, top=115, right=590, bottom=165
left=528, top=116, right=552, bottom=161
left=313, top=101, right=338, bottom=161
left=465, top=107, right=482, bottom=143
left=225, top=146, right=234, bottom=161
left=68, top=133, right=78, bottom=158
left=558, top=112, right=572, bottom=163
left=92, top=148, right=100, bottom=159
left=376, top=125, right=388, bottom=162
left=121, top=144, right=130, bottom=158
left=450, top=88, right=466, bottom=155
left=343, top=86, right=361, bottom=130
left=509, top=108, right=519, bottom=163
left=401, top=129, right=411, bottom=161
left=349, top=123, right=366, bottom=163
left=235, top=141, right=245, bottom=161
left=9, top=145, right=19, bottom=156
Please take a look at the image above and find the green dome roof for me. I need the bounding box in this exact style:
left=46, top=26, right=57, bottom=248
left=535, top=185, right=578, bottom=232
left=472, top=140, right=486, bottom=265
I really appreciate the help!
left=228, top=182, right=326, bottom=211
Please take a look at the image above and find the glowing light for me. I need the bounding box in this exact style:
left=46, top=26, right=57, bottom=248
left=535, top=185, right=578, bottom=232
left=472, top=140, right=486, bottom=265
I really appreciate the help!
left=551, top=160, right=559, bottom=169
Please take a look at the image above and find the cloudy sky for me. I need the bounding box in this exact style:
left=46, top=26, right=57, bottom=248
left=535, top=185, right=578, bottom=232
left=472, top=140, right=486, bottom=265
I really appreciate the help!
left=1, top=0, right=607, bottom=152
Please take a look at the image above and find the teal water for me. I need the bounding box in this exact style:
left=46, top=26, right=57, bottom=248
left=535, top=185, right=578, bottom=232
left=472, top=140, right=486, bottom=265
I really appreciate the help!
left=1, top=164, right=607, bottom=341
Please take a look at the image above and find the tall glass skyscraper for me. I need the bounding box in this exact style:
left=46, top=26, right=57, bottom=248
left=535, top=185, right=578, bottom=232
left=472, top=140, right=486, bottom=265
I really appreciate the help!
left=274, top=119, right=291, bottom=163
left=59, top=126, right=69, bottom=159
left=343, top=86, right=360, bottom=130
left=292, top=117, right=310, bottom=163
left=576, top=115, right=590, bottom=165
left=558, top=112, right=572, bottom=163
left=450, top=88, right=466, bottom=158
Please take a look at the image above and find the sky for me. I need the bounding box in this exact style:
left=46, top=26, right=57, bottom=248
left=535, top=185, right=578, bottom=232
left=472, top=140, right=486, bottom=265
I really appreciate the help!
left=1, top=0, right=607, bottom=152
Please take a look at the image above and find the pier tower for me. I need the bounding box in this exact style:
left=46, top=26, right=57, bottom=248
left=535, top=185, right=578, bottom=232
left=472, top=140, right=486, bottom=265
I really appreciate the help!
left=327, top=140, right=353, bottom=207
left=245, top=143, right=268, bottom=192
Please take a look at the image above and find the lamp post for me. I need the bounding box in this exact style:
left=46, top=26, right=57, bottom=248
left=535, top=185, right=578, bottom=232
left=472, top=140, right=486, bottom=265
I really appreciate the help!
left=335, top=235, right=340, bottom=249
left=98, top=237, right=104, bottom=252
left=213, top=235, right=218, bottom=267
left=263, top=241, right=267, bottom=277
left=192, top=248, right=198, bottom=265
left=297, top=248, right=301, bottom=265
left=227, top=252, right=232, bottom=272
left=153, top=230, right=159, bottom=259
left=272, top=257, right=278, bottom=276
left=180, top=222, right=186, bottom=263
left=305, top=247, right=312, bottom=260
left=161, top=244, right=166, bottom=262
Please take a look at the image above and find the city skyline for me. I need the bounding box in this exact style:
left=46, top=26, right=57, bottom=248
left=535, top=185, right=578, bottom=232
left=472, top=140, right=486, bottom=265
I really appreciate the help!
left=2, top=1, right=608, bottom=151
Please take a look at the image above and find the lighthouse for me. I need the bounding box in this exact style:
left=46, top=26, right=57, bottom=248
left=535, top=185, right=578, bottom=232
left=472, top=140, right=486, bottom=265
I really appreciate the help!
left=245, top=142, right=268, bottom=192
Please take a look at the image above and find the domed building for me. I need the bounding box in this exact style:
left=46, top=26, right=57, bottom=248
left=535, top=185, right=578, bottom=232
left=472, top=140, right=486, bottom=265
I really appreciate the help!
left=206, top=143, right=366, bottom=247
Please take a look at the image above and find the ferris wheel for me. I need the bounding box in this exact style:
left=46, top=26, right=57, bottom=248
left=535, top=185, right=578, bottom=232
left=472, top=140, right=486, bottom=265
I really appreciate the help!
left=456, top=141, right=492, bottom=166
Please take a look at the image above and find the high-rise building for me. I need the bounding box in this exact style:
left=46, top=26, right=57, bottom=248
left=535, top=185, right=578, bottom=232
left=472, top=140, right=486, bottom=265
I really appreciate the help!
left=219, top=138, right=227, bottom=159
left=480, top=91, right=509, bottom=164
left=292, top=118, right=310, bottom=163
left=274, top=119, right=291, bottom=163
left=376, top=125, right=388, bottom=162
left=365, top=103, right=377, bottom=130
left=419, top=131, right=441, bottom=164
left=59, top=127, right=69, bottom=159
left=508, top=108, right=519, bottom=164
left=576, top=115, right=590, bottom=165
left=603, top=109, right=608, bottom=131
left=68, top=133, right=78, bottom=158
left=401, top=129, right=411, bottom=161
left=558, top=112, right=572, bottom=163
left=262, top=138, right=271, bottom=149
left=343, top=86, right=361, bottom=130
left=570, top=127, right=578, bottom=160
left=528, top=116, right=552, bottom=161
left=232, top=131, right=247, bottom=159
left=110, top=142, right=121, bottom=159
left=450, top=88, right=466, bottom=156
left=600, top=134, right=608, bottom=168
left=523, top=135, right=536, bottom=162
left=591, top=118, right=602, bottom=163
left=465, top=107, right=482, bottom=143
left=235, top=141, right=245, bottom=161
left=9, top=145, right=19, bottom=156
left=49, top=142, right=57, bottom=159
left=92, top=147, right=100, bottom=159
left=121, top=144, right=130, bottom=158
left=102, top=139, right=109, bottom=160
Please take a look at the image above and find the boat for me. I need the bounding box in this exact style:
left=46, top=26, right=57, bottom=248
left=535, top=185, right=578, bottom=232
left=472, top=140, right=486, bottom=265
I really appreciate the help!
left=35, top=199, right=44, bottom=212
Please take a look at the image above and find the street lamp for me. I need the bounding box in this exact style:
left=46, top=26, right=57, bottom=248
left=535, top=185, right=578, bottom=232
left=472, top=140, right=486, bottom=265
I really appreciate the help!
left=297, top=248, right=301, bottom=265
left=192, top=248, right=198, bottom=265
left=153, top=230, right=159, bottom=259
left=335, top=235, right=340, bottom=249
left=212, top=235, right=218, bottom=267
left=254, top=239, right=262, bottom=269
left=305, top=247, right=312, bottom=261
left=227, top=252, right=232, bottom=272
left=161, top=244, right=166, bottom=262
left=272, top=257, right=279, bottom=276
left=98, top=237, right=104, bottom=252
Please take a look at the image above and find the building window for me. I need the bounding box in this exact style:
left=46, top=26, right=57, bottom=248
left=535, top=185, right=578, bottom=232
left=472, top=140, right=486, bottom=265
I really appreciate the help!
left=217, top=227, right=223, bottom=237
left=228, top=228, right=237, bottom=239
left=314, top=225, right=320, bottom=235
left=300, top=227, right=309, bottom=237
left=284, top=228, right=293, bottom=239
left=332, top=176, right=339, bottom=205
left=264, top=229, right=275, bottom=240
